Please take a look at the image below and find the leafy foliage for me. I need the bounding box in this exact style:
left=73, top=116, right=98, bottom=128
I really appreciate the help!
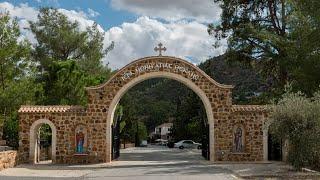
left=209, top=0, right=320, bottom=96
left=209, top=0, right=291, bottom=90
left=29, top=8, right=113, bottom=74
left=0, top=13, right=42, bottom=148
left=285, top=0, right=320, bottom=96
left=270, top=90, right=320, bottom=170
left=2, top=112, right=19, bottom=148
left=30, top=8, right=114, bottom=105
left=41, top=60, right=103, bottom=105
left=0, top=9, right=114, bottom=147
left=117, top=78, right=207, bottom=142
left=172, top=90, right=207, bottom=142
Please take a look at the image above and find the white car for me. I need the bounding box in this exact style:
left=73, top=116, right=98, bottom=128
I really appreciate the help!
left=140, top=140, right=148, bottom=147
left=174, top=140, right=201, bottom=149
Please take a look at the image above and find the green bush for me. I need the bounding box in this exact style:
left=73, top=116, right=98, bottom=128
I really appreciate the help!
left=2, top=112, right=19, bottom=149
left=270, top=91, right=320, bottom=170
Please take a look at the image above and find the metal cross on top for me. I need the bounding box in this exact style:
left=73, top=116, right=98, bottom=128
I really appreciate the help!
left=154, top=43, right=166, bottom=56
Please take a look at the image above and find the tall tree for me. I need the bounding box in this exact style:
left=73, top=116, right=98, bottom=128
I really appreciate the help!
left=29, top=8, right=114, bottom=105
left=209, top=0, right=320, bottom=96
left=286, top=0, right=320, bottom=95
left=30, top=8, right=113, bottom=75
left=0, top=13, right=30, bottom=91
left=209, top=0, right=291, bottom=94
left=0, top=13, right=42, bottom=147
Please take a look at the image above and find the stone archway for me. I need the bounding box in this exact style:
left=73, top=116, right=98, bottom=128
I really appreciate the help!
left=19, top=55, right=268, bottom=164
left=29, top=119, right=57, bottom=164
left=106, top=72, right=215, bottom=161
left=86, top=56, right=234, bottom=162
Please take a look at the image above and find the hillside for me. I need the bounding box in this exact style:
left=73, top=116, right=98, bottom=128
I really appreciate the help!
left=198, top=55, right=267, bottom=104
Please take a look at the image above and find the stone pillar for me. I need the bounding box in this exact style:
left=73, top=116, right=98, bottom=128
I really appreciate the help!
left=263, top=129, right=268, bottom=161
left=282, top=139, right=289, bottom=162
left=106, top=124, right=112, bottom=163
left=209, top=123, right=215, bottom=161
left=262, top=116, right=270, bottom=161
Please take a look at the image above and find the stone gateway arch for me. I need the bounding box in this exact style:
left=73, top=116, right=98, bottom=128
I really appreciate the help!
left=18, top=55, right=269, bottom=164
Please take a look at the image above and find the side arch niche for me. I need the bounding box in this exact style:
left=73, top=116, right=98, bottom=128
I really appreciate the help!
left=29, top=119, right=57, bottom=164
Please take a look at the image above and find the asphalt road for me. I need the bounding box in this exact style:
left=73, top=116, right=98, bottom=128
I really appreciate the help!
left=0, top=146, right=239, bottom=180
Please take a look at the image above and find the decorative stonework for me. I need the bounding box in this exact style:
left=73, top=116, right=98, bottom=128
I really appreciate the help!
left=0, top=151, right=17, bottom=170
left=18, top=56, right=269, bottom=164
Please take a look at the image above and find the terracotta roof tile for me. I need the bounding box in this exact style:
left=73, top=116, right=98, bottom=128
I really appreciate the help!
left=231, top=105, right=269, bottom=112
left=18, top=105, right=86, bottom=113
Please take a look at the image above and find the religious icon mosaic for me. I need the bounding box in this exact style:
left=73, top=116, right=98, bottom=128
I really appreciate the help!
left=75, top=125, right=87, bottom=154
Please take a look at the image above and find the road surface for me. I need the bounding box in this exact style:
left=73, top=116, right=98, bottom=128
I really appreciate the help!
left=0, top=146, right=239, bottom=180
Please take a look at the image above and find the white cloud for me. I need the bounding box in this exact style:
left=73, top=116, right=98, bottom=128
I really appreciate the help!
left=111, top=0, right=221, bottom=23
left=87, top=8, right=100, bottom=17
left=104, top=17, right=226, bottom=69
left=0, top=2, right=104, bottom=43
left=0, top=2, right=38, bottom=21
left=0, top=2, right=226, bottom=70
left=57, top=9, right=104, bottom=32
left=0, top=2, right=38, bottom=43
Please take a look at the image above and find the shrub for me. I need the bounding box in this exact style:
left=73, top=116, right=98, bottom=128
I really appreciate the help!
left=270, top=91, right=320, bottom=170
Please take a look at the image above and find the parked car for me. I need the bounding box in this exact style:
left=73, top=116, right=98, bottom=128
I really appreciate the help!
left=155, top=139, right=168, bottom=146
left=140, top=140, right=148, bottom=147
left=174, top=140, right=201, bottom=149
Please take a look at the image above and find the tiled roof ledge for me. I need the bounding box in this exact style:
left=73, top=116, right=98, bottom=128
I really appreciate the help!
left=18, top=105, right=86, bottom=113
left=231, top=105, right=269, bottom=112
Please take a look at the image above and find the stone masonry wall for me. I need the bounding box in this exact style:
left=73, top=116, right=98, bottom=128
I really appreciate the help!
left=19, top=111, right=105, bottom=164
left=0, top=150, right=17, bottom=170
left=215, top=108, right=267, bottom=161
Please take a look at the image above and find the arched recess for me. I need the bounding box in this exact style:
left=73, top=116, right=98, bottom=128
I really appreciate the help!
left=106, top=71, right=215, bottom=161
left=29, top=119, right=57, bottom=164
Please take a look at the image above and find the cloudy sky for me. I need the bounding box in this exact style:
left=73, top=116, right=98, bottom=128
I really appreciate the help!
left=0, top=0, right=226, bottom=69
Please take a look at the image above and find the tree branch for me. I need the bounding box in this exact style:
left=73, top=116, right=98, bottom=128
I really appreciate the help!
left=267, top=0, right=281, bottom=35
left=281, top=0, right=286, bottom=35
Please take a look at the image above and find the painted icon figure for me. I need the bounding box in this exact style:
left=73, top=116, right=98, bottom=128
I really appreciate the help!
left=234, top=127, right=243, bottom=152
left=76, top=130, right=85, bottom=153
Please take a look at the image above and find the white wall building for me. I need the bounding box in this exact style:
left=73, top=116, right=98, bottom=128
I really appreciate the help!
left=154, top=123, right=173, bottom=140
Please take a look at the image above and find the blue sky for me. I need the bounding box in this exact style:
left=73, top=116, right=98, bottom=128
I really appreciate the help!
left=7, top=0, right=138, bottom=29
left=0, top=0, right=226, bottom=69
